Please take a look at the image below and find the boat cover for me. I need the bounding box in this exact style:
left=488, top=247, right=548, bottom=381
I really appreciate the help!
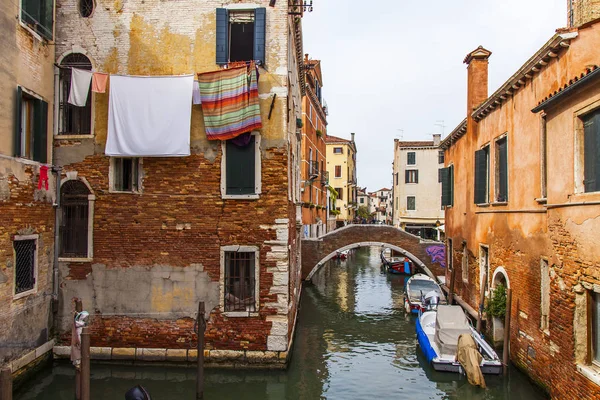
left=435, top=305, right=471, bottom=355
left=457, top=333, right=486, bottom=388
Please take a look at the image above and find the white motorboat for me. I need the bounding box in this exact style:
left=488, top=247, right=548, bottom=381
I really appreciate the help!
left=404, top=274, right=446, bottom=314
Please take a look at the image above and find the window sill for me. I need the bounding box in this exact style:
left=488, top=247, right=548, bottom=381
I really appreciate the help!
left=535, top=197, right=547, bottom=204
left=58, top=257, right=92, bottom=263
left=578, top=364, right=600, bottom=386
left=18, top=20, right=50, bottom=43
left=222, top=311, right=259, bottom=318
left=109, top=189, right=141, bottom=195
left=55, top=134, right=94, bottom=140
left=222, top=194, right=260, bottom=200
left=475, top=203, right=490, bottom=207
left=491, top=201, right=508, bottom=206
left=13, top=289, right=37, bottom=301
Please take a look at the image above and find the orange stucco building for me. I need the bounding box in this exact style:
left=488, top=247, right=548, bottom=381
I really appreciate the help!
left=441, top=4, right=600, bottom=398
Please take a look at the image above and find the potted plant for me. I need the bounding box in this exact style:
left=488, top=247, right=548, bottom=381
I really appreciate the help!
left=485, top=282, right=507, bottom=344
left=316, top=129, right=323, bottom=138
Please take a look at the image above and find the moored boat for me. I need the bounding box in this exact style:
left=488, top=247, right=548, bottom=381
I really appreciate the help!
left=380, top=248, right=412, bottom=274
left=416, top=304, right=502, bottom=375
left=404, top=274, right=446, bottom=314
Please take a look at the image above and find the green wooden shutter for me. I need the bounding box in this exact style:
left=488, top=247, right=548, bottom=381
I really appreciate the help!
left=41, top=0, right=54, bottom=40
left=497, top=138, right=508, bottom=201
left=33, top=99, right=48, bottom=163
left=474, top=149, right=488, bottom=204
left=584, top=112, right=600, bottom=192
left=441, top=167, right=450, bottom=206
left=226, top=139, right=255, bottom=195
left=404, top=170, right=409, bottom=183
left=415, top=170, right=419, bottom=184
left=14, top=86, right=22, bottom=157
left=450, top=165, right=454, bottom=206
left=21, top=0, right=40, bottom=30
left=216, top=8, right=229, bottom=65
left=253, top=8, right=266, bottom=65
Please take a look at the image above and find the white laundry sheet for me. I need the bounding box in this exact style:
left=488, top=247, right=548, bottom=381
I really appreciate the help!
left=68, top=68, right=92, bottom=107
left=106, top=74, right=194, bottom=157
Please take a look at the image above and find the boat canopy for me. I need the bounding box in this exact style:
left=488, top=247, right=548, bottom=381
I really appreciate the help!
left=434, top=305, right=471, bottom=355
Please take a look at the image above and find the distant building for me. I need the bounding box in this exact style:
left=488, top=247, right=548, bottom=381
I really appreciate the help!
left=326, top=134, right=357, bottom=227
left=357, top=187, right=370, bottom=219
left=300, top=55, right=328, bottom=238
left=392, top=136, right=444, bottom=239
left=369, top=188, right=392, bottom=224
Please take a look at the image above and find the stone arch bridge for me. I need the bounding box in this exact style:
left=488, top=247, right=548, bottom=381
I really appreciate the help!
left=301, top=225, right=446, bottom=281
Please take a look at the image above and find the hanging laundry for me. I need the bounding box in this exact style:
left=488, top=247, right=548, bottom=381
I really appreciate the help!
left=106, top=74, right=193, bottom=157
left=37, top=165, right=49, bottom=190
left=198, top=65, right=262, bottom=141
left=68, top=68, right=93, bottom=107
left=192, top=81, right=202, bottom=105
left=91, top=72, right=109, bottom=93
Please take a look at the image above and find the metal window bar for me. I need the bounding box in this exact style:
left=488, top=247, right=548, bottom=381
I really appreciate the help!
left=14, top=240, right=36, bottom=294
left=80, top=0, right=94, bottom=17
left=308, top=160, right=319, bottom=179
left=59, top=54, right=92, bottom=135
left=224, top=252, right=256, bottom=312
left=60, top=181, right=90, bottom=258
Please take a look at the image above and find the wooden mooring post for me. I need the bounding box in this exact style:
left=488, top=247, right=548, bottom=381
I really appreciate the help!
left=80, top=327, right=90, bottom=400
left=196, top=301, right=207, bottom=400
left=0, top=367, right=12, bottom=400
left=503, top=288, right=513, bottom=375
left=448, top=266, right=456, bottom=305
left=74, top=298, right=82, bottom=400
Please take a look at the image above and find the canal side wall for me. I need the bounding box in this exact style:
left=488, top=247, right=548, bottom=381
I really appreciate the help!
left=52, top=0, right=304, bottom=365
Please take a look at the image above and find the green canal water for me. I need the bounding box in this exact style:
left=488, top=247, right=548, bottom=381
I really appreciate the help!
left=16, top=247, right=547, bottom=399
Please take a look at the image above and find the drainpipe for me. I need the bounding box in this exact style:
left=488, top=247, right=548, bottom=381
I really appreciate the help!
left=52, top=166, right=62, bottom=313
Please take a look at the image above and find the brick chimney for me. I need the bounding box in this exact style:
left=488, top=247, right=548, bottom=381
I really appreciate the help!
left=464, top=46, right=492, bottom=115
left=433, top=134, right=441, bottom=146
left=569, top=0, right=600, bottom=27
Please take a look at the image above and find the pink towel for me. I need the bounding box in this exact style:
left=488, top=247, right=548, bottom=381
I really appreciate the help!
left=92, top=72, right=109, bottom=93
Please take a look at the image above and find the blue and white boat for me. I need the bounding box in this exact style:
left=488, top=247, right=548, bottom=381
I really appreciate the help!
left=404, top=274, right=445, bottom=314
left=416, top=304, right=503, bottom=374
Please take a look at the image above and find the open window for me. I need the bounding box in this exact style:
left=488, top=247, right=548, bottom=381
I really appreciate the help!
left=21, top=0, right=54, bottom=40
left=58, top=53, right=92, bottom=135
left=14, top=87, right=48, bottom=163
left=495, top=136, right=508, bottom=202
left=110, top=158, right=141, bottom=193
left=216, top=8, right=266, bottom=65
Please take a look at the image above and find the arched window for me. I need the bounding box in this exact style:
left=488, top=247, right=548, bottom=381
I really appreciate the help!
left=59, top=53, right=92, bottom=135
left=79, top=0, right=94, bottom=17
left=60, top=180, right=91, bottom=258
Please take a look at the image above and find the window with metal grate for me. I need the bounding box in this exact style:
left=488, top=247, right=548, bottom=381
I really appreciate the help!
left=224, top=251, right=256, bottom=312
left=14, top=239, right=36, bottom=295
left=79, top=0, right=94, bottom=17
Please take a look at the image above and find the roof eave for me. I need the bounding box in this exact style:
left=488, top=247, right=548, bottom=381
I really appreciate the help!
left=531, top=66, right=600, bottom=113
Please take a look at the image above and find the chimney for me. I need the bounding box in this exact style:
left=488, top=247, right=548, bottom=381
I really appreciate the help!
left=464, top=46, right=492, bottom=115
left=569, top=0, right=600, bottom=27
left=433, top=134, right=441, bottom=146
left=351, top=132, right=355, bottom=142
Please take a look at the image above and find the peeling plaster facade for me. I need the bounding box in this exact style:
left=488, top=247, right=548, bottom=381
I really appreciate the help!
left=0, top=0, right=56, bottom=371
left=53, top=0, right=304, bottom=365
left=442, top=9, right=600, bottom=398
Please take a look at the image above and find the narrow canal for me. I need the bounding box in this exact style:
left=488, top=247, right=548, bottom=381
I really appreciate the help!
left=16, top=247, right=546, bottom=399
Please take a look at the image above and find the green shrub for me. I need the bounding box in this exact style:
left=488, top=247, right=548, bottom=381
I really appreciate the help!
left=485, top=283, right=507, bottom=318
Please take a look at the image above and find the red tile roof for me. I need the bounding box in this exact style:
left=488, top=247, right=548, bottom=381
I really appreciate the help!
left=534, top=65, right=599, bottom=107
left=396, top=141, right=435, bottom=148
left=325, top=135, right=352, bottom=143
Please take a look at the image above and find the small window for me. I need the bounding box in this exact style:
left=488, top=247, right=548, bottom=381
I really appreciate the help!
left=222, top=134, right=261, bottom=198
left=495, top=137, right=508, bottom=202
left=334, top=165, right=342, bottom=178
left=462, top=243, right=468, bottom=283
left=14, top=237, right=37, bottom=296
left=333, top=147, right=343, bottom=154
left=21, top=0, right=54, bottom=40
left=407, top=152, right=416, bottom=165
left=407, top=196, right=416, bottom=211
left=216, top=8, right=266, bottom=65
left=474, top=146, right=490, bottom=204
left=395, top=172, right=398, bottom=185
left=438, top=150, right=445, bottom=164
left=405, top=169, right=418, bottom=184
left=335, top=187, right=342, bottom=201
left=360, top=198, right=364, bottom=204
left=224, top=250, right=256, bottom=312
left=79, top=0, right=94, bottom=17
left=583, top=109, right=600, bottom=193
left=111, top=158, right=141, bottom=192
left=60, top=180, right=91, bottom=258
left=14, top=87, right=48, bottom=162
left=541, top=259, right=550, bottom=331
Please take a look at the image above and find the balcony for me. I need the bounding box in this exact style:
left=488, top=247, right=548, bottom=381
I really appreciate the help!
left=308, top=161, right=319, bottom=180
left=320, top=170, right=329, bottom=186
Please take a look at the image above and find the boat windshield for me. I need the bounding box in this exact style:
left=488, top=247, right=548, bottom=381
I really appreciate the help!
left=408, top=280, right=441, bottom=300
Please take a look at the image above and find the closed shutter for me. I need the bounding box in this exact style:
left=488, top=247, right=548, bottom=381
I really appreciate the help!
left=441, top=167, right=450, bottom=206
left=33, top=99, right=48, bottom=163
left=405, top=170, right=409, bottom=183
left=253, top=8, right=266, bottom=65
left=474, top=149, right=488, bottom=204
left=450, top=165, right=454, bottom=206
left=21, top=0, right=40, bottom=31
left=216, top=8, right=229, bottom=65
left=14, top=86, right=22, bottom=157
left=497, top=138, right=508, bottom=201
left=41, top=0, right=54, bottom=40
left=584, top=111, right=600, bottom=192
left=226, top=139, right=255, bottom=195
left=415, top=170, right=419, bottom=184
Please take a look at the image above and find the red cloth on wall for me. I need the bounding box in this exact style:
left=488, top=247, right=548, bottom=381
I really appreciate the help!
left=38, top=165, right=49, bottom=190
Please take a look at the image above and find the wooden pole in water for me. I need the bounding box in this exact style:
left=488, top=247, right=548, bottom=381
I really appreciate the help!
left=503, top=288, right=512, bottom=375
left=0, top=367, right=12, bottom=400
left=196, top=301, right=206, bottom=400
left=74, top=298, right=82, bottom=400
left=476, top=271, right=487, bottom=333
left=448, top=266, right=456, bottom=305
left=80, top=327, right=90, bottom=400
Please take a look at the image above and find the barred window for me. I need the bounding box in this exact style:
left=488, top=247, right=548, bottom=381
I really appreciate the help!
left=59, top=53, right=92, bottom=135
left=14, top=238, right=37, bottom=296
left=79, top=0, right=94, bottom=17
left=111, top=158, right=140, bottom=192
left=224, top=251, right=256, bottom=312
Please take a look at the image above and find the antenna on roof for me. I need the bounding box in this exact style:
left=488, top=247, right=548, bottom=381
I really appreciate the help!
left=435, top=121, right=446, bottom=136
left=395, top=129, right=404, bottom=140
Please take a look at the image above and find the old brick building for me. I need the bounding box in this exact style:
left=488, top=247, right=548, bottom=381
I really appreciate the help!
left=51, top=0, right=306, bottom=365
left=0, top=0, right=57, bottom=375
left=300, top=55, right=328, bottom=238
left=441, top=3, right=600, bottom=397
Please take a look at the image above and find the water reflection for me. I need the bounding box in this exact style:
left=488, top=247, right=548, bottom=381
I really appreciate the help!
left=16, top=246, right=547, bottom=400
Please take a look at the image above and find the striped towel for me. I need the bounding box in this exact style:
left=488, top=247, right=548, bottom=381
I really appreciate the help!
left=198, top=66, right=262, bottom=141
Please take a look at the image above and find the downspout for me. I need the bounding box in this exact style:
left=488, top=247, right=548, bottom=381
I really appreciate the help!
left=51, top=168, right=61, bottom=311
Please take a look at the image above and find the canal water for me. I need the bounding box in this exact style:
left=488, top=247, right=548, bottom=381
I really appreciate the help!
left=16, top=247, right=547, bottom=399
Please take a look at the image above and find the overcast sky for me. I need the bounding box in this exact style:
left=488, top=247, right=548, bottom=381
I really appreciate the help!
left=302, top=0, right=567, bottom=192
